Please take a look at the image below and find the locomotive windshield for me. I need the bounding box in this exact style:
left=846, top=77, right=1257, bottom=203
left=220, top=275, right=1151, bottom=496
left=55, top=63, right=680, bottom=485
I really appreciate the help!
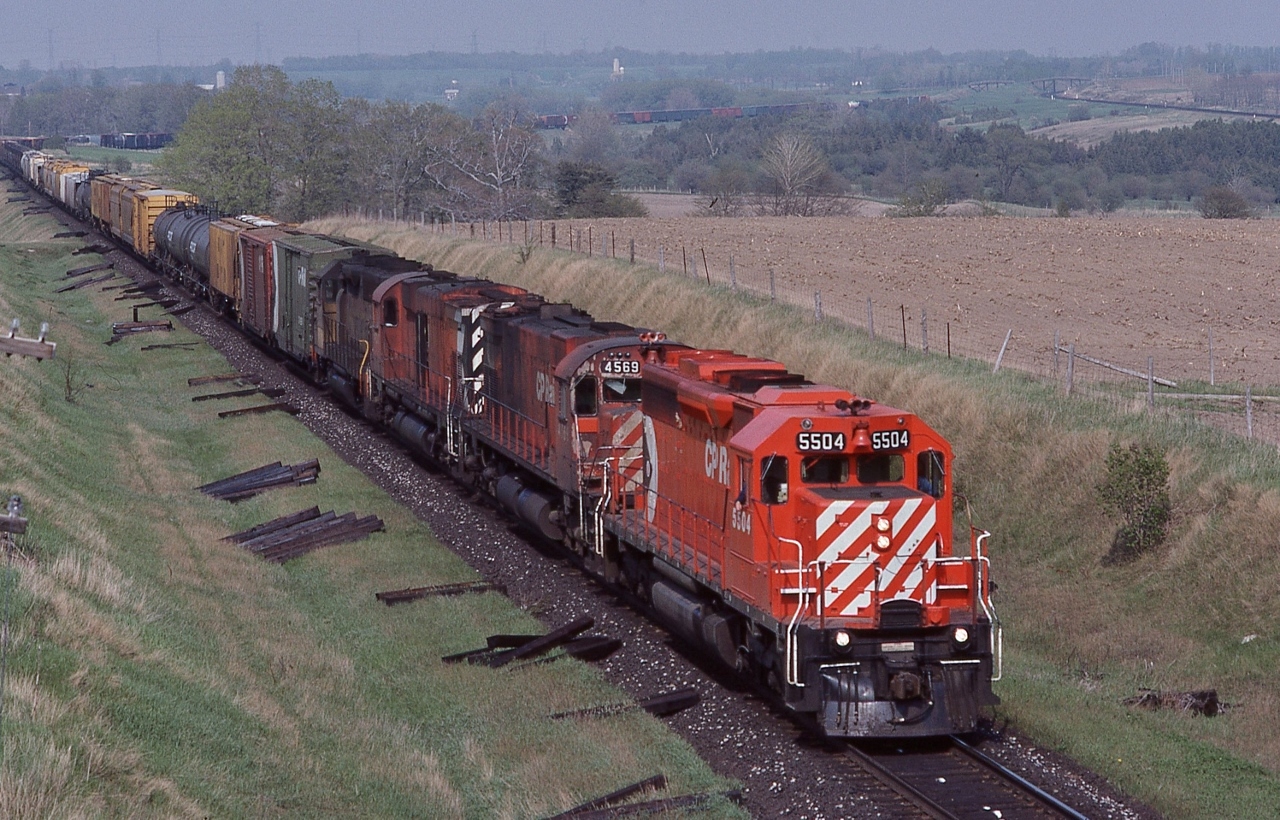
left=801, top=455, right=849, bottom=484
left=602, top=377, right=642, bottom=403
left=856, top=453, right=905, bottom=484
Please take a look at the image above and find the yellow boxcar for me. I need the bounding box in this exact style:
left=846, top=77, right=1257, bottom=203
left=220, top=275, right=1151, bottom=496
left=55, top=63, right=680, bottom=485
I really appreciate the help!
left=91, top=176, right=155, bottom=247
left=132, top=189, right=198, bottom=257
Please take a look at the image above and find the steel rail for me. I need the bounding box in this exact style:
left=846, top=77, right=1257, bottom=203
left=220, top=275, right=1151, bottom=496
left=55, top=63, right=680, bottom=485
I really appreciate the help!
left=842, top=743, right=957, bottom=820
left=950, top=736, right=1091, bottom=820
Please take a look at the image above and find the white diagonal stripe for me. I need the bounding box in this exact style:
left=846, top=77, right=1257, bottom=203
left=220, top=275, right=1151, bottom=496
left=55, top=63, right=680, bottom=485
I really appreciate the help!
left=817, top=501, right=853, bottom=539
left=815, top=500, right=888, bottom=564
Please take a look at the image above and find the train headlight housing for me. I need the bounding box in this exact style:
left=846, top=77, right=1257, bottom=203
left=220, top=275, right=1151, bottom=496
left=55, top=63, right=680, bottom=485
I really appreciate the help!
left=875, top=516, right=891, bottom=532
left=875, top=534, right=891, bottom=550
left=833, top=629, right=853, bottom=652
left=952, top=626, right=971, bottom=649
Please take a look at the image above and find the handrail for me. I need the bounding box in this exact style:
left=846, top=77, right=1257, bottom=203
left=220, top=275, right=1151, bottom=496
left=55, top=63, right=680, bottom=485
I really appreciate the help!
left=778, top=535, right=807, bottom=688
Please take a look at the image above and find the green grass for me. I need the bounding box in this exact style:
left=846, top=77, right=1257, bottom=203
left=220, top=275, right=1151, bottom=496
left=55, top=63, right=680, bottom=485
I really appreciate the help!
left=313, top=217, right=1280, bottom=819
left=0, top=210, right=744, bottom=817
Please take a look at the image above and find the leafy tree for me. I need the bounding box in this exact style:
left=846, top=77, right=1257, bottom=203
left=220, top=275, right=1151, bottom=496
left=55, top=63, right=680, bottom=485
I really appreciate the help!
left=890, top=177, right=950, bottom=216
left=552, top=161, right=646, bottom=217
left=1199, top=185, right=1253, bottom=218
left=158, top=67, right=277, bottom=214
left=1098, top=443, right=1172, bottom=564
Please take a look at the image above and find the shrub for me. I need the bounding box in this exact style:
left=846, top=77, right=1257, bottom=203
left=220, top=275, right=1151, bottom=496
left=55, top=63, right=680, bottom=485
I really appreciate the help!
left=1199, top=186, right=1253, bottom=219
left=1097, top=443, right=1172, bottom=563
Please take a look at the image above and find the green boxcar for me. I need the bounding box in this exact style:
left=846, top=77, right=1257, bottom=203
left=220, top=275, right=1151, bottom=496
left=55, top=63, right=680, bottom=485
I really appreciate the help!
left=272, top=234, right=378, bottom=363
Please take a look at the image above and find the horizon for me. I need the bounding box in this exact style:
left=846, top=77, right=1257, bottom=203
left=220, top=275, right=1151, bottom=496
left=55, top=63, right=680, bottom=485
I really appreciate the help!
left=6, top=1, right=1280, bottom=71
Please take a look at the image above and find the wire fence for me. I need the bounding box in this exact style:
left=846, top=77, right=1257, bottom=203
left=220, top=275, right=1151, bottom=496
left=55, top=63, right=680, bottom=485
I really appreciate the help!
left=353, top=210, right=1280, bottom=449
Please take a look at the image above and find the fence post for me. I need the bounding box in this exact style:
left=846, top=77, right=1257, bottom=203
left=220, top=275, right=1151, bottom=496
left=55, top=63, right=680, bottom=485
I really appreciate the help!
left=629, top=239, right=635, bottom=264
left=900, top=305, right=907, bottom=349
left=921, top=308, right=929, bottom=353
left=946, top=322, right=951, bottom=358
left=867, top=298, right=874, bottom=340
left=588, top=226, right=593, bottom=257
left=1209, top=328, right=1215, bottom=386
left=994, top=329, right=1012, bottom=373
left=729, top=255, right=736, bottom=290
left=611, top=231, right=615, bottom=257
left=659, top=246, right=665, bottom=274
left=701, top=248, right=711, bottom=285
left=770, top=269, right=776, bottom=301
left=815, top=292, right=823, bottom=322
left=550, top=223, right=556, bottom=248
left=1065, top=343, right=1076, bottom=396
left=1247, top=385, right=1254, bottom=438
left=682, top=246, right=687, bottom=277
left=1147, top=356, right=1155, bottom=410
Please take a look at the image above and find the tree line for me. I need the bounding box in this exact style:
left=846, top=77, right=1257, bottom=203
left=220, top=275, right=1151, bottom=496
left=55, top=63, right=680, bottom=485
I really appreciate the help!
left=144, top=67, right=1280, bottom=222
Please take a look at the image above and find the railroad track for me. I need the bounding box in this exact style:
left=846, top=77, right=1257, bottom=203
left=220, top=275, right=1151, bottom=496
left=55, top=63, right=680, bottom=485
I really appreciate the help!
left=844, top=736, right=1090, bottom=819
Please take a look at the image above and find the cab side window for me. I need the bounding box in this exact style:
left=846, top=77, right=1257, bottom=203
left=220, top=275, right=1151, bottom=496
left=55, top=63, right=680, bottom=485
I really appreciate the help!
left=382, top=298, right=398, bottom=327
left=761, top=455, right=789, bottom=504
left=574, top=376, right=598, bottom=416
left=917, top=450, right=945, bottom=498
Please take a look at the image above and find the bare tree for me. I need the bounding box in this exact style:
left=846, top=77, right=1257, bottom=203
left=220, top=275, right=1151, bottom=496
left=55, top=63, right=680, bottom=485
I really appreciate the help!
left=754, top=134, right=850, bottom=216
left=421, top=103, right=543, bottom=220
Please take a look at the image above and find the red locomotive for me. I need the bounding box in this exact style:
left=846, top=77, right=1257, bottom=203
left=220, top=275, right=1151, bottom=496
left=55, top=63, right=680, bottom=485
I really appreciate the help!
left=4, top=141, right=1001, bottom=737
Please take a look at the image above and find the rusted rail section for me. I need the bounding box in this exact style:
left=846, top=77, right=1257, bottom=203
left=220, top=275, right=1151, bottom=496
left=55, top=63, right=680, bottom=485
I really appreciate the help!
left=375, top=580, right=506, bottom=605
left=547, top=687, right=701, bottom=721
left=224, top=507, right=384, bottom=563
left=544, top=774, right=667, bottom=819
left=217, top=402, right=299, bottom=418
left=197, top=459, right=320, bottom=501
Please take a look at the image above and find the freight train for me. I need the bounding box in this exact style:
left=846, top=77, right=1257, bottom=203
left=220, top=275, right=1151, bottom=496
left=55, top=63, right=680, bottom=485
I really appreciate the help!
left=2, top=140, right=1001, bottom=738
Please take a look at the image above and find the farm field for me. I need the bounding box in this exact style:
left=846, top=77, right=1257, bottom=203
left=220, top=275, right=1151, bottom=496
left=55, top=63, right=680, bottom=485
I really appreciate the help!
left=517, top=209, right=1280, bottom=391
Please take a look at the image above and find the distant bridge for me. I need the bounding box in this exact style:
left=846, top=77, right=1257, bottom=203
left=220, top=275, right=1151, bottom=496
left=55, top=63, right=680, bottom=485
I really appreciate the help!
left=967, top=77, right=1093, bottom=95
left=1028, top=77, right=1092, bottom=95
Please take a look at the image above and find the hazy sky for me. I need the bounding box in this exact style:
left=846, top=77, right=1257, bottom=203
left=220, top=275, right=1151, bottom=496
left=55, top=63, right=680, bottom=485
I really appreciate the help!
left=6, top=1, right=1280, bottom=69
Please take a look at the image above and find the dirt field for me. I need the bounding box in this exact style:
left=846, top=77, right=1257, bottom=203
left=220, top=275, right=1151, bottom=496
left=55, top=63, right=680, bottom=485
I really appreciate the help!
left=554, top=203, right=1280, bottom=388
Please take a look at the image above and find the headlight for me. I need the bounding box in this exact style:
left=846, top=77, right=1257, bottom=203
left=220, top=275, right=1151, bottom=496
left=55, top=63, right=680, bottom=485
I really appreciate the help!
left=875, top=517, right=891, bottom=532
left=833, top=630, right=852, bottom=652
left=875, top=534, right=891, bottom=550
left=952, top=626, right=971, bottom=647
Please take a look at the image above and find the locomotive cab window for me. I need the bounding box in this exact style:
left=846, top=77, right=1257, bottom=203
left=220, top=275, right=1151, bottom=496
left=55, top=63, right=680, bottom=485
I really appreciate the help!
left=801, top=455, right=849, bottom=484
left=382, top=298, right=398, bottom=327
left=601, top=378, right=642, bottom=403
left=761, top=455, right=789, bottom=504
left=856, top=453, right=904, bottom=484
left=917, top=450, right=946, bottom=498
left=574, top=376, right=598, bottom=416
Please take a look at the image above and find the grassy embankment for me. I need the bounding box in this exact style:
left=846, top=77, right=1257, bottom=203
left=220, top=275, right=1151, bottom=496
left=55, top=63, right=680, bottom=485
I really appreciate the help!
left=312, top=215, right=1280, bottom=819
left=0, top=200, right=743, bottom=817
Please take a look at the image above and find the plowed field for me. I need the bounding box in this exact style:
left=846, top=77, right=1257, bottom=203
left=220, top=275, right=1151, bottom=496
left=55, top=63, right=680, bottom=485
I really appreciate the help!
left=590, top=201, right=1280, bottom=387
